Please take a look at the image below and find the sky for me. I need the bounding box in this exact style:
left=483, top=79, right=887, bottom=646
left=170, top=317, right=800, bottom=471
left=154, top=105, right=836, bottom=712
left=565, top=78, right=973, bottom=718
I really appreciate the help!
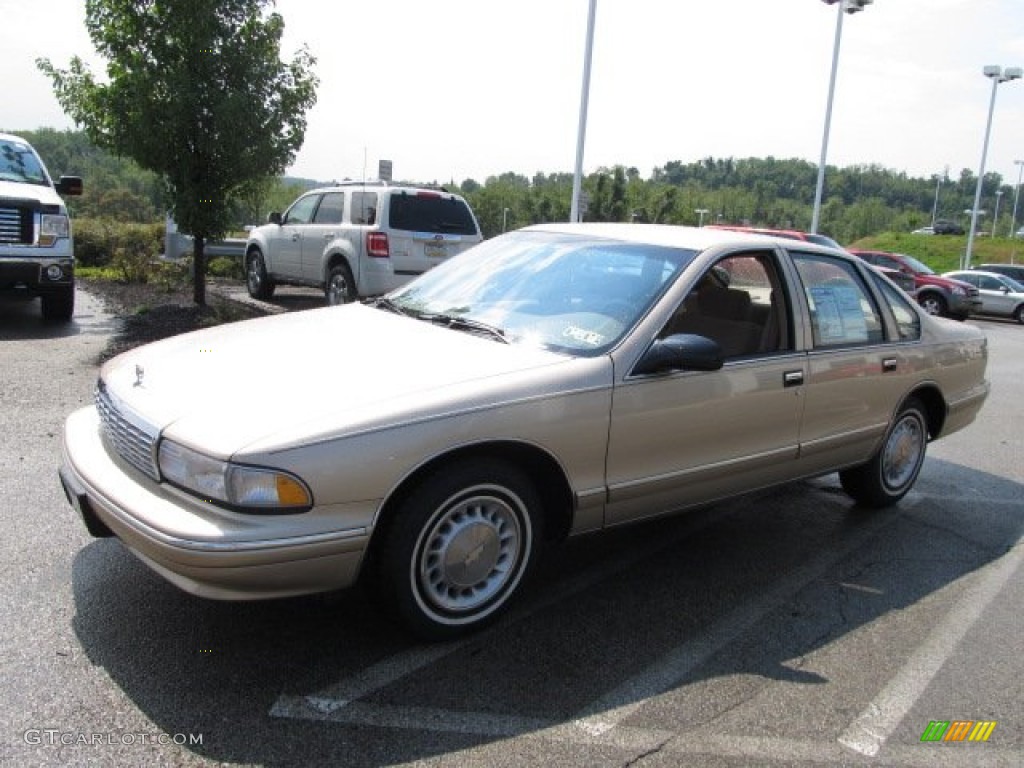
left=3, top=0, right=1024, bottom=190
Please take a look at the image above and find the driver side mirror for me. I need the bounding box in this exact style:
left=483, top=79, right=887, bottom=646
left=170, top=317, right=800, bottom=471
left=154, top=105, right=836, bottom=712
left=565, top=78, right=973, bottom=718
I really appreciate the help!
left=268, top=211, right=282, bottom=225
left=632, top=334, right=724, bottom=376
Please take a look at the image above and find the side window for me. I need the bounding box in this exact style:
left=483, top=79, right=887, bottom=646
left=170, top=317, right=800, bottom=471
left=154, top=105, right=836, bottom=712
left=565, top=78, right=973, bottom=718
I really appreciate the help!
left=659, top=251, right=789, bottom=358
left=793, top=253, right=885, bottom=348
left=283, top=194, right=319, bottom=225
left=351, top=191, right=378, bottom=225
left=313, top=192, right=344, bottom=224
left=871, top=274, right=921, bottom=341
left=979, top=275, right=1003, bottom=291
left=956, top=273, right=979, bottom=287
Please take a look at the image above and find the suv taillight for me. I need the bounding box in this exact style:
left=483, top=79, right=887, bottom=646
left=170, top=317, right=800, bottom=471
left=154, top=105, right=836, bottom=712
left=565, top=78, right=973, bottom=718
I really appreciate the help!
left=367, top=232, right=389, bottom=258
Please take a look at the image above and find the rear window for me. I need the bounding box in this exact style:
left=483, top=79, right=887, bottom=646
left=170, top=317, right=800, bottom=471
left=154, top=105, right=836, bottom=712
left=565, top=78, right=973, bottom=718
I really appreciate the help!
left=387, top=193, right=478, bottom=235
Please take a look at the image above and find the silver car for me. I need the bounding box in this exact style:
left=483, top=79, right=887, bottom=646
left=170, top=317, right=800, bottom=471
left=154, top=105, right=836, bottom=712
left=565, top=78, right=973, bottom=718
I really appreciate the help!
left=60, top=224, right=990, bottom=639
left=943, top=270, right=1024, bottom=324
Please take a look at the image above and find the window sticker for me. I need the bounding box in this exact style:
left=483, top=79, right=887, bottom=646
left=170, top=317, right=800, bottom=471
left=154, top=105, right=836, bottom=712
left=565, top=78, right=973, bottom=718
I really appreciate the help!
left=809, top=284, right=869, bottom=344
left=563, top=325, right=605, bottom=347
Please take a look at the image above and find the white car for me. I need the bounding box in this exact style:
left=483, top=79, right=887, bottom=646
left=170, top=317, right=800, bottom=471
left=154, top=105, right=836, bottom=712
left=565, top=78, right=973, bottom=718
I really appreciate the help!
left=244, top=181, right=482, bottom=305
left=943, top=270, right=1024, bottom=323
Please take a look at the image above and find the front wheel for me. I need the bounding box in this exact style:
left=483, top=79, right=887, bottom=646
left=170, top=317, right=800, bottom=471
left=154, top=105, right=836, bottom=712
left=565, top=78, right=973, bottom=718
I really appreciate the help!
left=246, top=250, right=275, bottom=300
left=375, top=459, right=542, bottom=640
left=41, top=285, right=75, bottom=322
left=1014, top=304, right=1024, bottom=324
left=840, top=397, right=928, bottom=508
left=917, top=293, right=947, bottom=317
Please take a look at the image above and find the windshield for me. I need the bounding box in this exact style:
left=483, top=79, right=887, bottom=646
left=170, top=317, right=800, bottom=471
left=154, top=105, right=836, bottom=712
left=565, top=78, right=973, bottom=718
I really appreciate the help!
left=900, top=253, right=934, bottom=275
left=385, top=231, right=696, bottom=355
left=0, top=139, right=50, bottom=186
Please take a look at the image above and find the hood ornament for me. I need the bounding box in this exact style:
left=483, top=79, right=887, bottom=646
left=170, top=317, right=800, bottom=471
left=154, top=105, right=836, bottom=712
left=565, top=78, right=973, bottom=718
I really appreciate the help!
left=134, top=364, right=145, bottom=387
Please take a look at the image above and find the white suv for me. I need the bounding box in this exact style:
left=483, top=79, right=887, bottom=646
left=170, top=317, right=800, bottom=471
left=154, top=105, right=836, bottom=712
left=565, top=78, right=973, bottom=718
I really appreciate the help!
left=244, top=181, right=482, bottom=304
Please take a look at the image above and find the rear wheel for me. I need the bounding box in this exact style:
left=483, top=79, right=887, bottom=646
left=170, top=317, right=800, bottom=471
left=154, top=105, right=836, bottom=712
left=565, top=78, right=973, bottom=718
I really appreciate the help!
left=326, top=263, right=356, bottom=305
left=917, top=293, right=947, bottom=317
left=41, top=285, right=74, bottom=322
left=1014, top=304, right=1024, bottom=324
left=840, top=397, right=928, bottom=508
left=375, top=458, right=542, bottom=640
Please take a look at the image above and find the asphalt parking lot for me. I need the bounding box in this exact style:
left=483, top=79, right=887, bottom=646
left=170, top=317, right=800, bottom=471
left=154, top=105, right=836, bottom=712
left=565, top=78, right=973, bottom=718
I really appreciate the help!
left=1, top=290, right=1022, bottom=767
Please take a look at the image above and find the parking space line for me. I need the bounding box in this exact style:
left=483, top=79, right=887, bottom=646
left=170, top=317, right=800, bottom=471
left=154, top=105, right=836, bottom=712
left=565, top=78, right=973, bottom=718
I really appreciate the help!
left=568, top=509, right=898, bottom=736
left=838, top=533, right=1024, bottom=757
left=270, top=501, right=756, bottom=720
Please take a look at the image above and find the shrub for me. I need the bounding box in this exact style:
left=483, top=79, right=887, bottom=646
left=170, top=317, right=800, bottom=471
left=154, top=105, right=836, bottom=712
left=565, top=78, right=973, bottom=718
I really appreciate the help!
left=73, top=218, right=164, bottom=272
left=208, top=255, right=244, bottom=279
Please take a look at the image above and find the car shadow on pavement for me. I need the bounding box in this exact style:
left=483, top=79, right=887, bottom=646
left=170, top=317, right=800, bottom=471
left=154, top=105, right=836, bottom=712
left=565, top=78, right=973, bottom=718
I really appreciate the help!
left=68, top=457, right=1024, bottom=766
left=0, top=291, right=121, bottom=342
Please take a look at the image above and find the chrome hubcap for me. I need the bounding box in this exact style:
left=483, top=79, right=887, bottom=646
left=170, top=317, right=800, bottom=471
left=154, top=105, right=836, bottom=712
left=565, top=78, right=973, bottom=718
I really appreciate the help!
left=416, top=490, right=524, bottom=617
left=882, top=414, right=924, bottom=490
left=328, top=274, right=348, bottom=304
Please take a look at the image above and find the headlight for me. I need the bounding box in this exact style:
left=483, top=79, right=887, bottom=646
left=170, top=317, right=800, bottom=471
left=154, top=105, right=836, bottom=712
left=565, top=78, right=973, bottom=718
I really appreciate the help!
left=951, top=285, right=966, bottom=296
left=39, top=213, right=70, bottom=245
left=158, top=440, right=312, bottom=512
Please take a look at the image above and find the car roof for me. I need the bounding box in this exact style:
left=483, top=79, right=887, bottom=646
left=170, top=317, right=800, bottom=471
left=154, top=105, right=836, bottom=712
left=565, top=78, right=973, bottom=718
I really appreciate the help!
left=520, top=222, right=846, bottom=255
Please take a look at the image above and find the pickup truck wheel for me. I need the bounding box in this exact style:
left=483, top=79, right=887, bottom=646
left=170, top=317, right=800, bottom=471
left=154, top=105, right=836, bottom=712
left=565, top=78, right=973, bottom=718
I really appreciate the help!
left=41, top=285, right=75, bottom=322
left=326, top=263, right=356, bottom=305
left=839, top=397, right=927, bottom=508
left=376, top=459, right=541, bottom=640
left=246, top=250, right=275, bottom=300
left=917, top=293, right=946, bottom=317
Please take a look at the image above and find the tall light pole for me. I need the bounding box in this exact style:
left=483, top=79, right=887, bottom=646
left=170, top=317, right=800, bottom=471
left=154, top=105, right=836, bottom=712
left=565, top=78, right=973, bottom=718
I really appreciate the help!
left=931, top=165, right=948, bottom=228
left=1009, top=159, right=1024, bottom=239
left=964, top=65, right=1023, bottom=269
left=991, top=190, right=1004, bottom=237
left=811, top=0, right=874, bottom=235
left=570, top=0, right=598, bottom=224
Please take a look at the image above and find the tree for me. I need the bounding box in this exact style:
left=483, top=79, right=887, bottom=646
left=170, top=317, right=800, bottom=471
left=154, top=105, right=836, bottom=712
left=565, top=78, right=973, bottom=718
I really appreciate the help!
left=38, top=0, right=318, bottom=305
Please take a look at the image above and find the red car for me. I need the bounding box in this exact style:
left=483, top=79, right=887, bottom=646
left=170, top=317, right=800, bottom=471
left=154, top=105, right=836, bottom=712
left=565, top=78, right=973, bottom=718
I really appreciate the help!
left=849, top=250, right=981, bottom=320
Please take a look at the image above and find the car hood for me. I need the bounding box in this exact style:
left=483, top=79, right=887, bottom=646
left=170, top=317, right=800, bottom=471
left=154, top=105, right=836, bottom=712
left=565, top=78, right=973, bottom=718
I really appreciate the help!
left=0, top=179, right=63, bottom=207
left=100, top=303, right=577, bottom=457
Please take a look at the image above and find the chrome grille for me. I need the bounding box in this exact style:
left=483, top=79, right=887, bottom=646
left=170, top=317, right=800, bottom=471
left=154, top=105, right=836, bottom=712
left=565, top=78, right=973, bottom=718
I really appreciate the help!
left=0, top=206, right=28, bottom=244
left=95, top=382, right=160, bottom=481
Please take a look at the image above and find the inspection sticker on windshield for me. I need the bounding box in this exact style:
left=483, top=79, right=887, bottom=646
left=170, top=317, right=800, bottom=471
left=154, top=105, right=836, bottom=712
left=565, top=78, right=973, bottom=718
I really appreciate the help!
left=563, top=325, right=605, bottom=347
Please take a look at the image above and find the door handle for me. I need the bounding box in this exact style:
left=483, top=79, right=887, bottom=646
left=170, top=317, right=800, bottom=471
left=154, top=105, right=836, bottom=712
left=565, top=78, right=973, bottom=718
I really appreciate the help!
left=882, top=358, right=898, bottom=373
left=783, top=370, right=804, bottom=388
left=290, top=233, right=300, bottom=242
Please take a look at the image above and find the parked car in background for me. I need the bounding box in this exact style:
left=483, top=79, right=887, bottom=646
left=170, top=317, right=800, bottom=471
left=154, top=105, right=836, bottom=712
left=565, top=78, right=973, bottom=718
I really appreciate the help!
left=944, top=270, right=1024, bottom=324
left=244, top=181, right=482, bottom=305
left=849, top=249, right=980, bottom=320
left=705, top=227, right=914, bottom=294
left=974, top=263, right=1024, bottom=284
left=911, top=226, right=934, bottom=235
left=933, top=220, right=965, bottom=236
left=60, top=224, right=990, bottom=639
left=0, top=132, right=83, bottom=321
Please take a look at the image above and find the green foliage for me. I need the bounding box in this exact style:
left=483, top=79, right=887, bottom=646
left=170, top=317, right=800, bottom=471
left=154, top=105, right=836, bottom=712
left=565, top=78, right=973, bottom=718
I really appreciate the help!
left=73, top=218, right=163, bottom=268
left=38, top=0, right=318, bottom=304
left=207, top=255, right=243, bottom=279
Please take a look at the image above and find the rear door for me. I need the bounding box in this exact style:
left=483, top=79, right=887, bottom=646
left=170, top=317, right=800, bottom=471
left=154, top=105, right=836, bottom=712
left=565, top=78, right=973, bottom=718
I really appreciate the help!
left=384, top=190, right=482, bottom=278
left=789, top=251, right=910, bottom=475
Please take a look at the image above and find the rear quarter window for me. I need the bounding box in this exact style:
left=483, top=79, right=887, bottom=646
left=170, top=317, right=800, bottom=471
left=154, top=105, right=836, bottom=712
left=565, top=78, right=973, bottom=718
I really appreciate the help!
left=387, top=193, right=478, bottom=235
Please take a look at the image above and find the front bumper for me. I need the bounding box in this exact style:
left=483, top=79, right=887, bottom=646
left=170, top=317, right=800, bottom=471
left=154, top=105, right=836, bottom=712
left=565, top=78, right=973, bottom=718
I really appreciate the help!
left=948, top=294, right=983, bottom=317
left=0, top=255, right=74, bottom=293
left=59, top=406, right=371, bottom=600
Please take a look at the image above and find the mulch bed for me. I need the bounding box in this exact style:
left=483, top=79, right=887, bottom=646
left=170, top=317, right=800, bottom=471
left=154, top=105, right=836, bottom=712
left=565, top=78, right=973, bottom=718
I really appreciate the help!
left=80, top=277, right=268, bottom=362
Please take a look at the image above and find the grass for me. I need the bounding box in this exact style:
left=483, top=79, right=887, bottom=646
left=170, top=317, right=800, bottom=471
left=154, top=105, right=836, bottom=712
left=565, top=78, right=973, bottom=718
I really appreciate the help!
left=848, top=233, right=1024, bottom=273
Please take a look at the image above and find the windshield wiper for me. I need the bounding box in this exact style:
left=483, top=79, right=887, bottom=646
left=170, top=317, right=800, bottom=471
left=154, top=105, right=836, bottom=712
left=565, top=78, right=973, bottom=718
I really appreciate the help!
left=368, top=296, right=413, bottom=316
left=420, top=313, right=508, bottom=344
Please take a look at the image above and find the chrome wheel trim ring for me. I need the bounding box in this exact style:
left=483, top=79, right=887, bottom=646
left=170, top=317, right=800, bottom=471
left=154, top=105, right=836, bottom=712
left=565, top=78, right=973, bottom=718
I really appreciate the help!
left=327, top=272, right=349, bottom=305
left=882, top=412, right=925, bottom=492
left=411, top=485, right=529, bottom=624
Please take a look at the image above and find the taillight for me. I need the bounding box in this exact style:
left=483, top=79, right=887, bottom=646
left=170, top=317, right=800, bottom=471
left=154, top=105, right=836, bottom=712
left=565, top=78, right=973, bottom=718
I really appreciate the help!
left=367, top=232, right=389, bottom=257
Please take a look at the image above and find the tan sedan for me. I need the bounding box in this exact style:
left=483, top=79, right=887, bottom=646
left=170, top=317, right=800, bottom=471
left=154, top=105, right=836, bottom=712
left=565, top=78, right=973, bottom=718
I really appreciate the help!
left=59, top=224, right=989, bottom=639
